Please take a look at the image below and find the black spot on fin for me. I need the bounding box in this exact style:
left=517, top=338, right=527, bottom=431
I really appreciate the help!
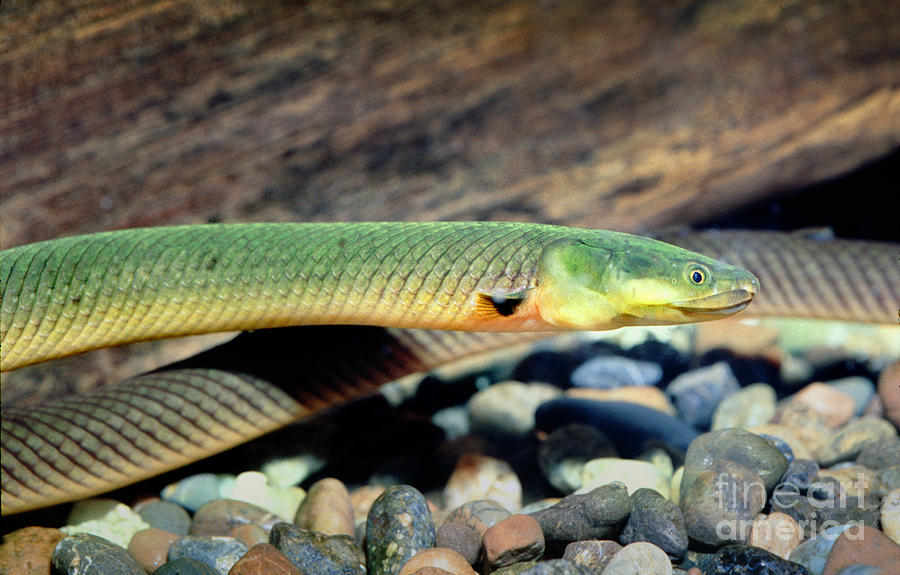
left=475, top=289, right=528, bottom=318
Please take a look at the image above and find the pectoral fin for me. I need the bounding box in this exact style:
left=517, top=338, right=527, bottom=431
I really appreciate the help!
left=475, top=289, right=529, bottom=318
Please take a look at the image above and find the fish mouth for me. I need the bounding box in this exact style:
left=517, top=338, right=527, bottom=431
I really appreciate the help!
left=667, top=288, right=755, bottom=316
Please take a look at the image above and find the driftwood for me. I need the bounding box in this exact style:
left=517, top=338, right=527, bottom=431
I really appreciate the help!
left=2, top=0, right=898, bottom=250
left=1, top=0, right=898, bottom=401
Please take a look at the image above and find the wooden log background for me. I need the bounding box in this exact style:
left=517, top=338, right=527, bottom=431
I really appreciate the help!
left=1, top=0, right=898, bottom=400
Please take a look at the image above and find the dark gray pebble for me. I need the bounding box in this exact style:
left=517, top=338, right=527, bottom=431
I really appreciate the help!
left=570, top=355, right=663, bottom=389
left=269, top=522, right=365, bottom=574
left=538, top=423, right=617, bottom=493
left=529, top=482, right=631, bottom=551
left=168, top=535, right=247, bottom=575
left=137, top=499, right=192, bottom=536
left=365, top=484, right=435, bottom=575
left=680, top=428, right=788, bottom=500
left=620, top=487, right=688, bottom=558
left=153, top=557, right=220, bottom=575
left=778, top=459, right=819, bottom=493
left=665, top=361, right=740, bottom=429
left=534, top=399, right=699, bottom=455
left=709, top=543, right=809, bottom=574
left=52, top=533, right=146, bottom=575
left=521, top=558, right=595, bottom=574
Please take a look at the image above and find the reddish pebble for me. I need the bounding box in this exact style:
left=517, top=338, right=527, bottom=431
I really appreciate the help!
left=398, top=548, right=477, bottom=575
left=822, top=524, right=900, bottom=575
left=878, top=361, right=900, bottom=429
left=790, top=383, right=856, bottom=428
left=228, top=543, right=301, bottom=575
left=482, top=514, right=544, bottom=571
left=127, top=527, right=180, bottom=572
left=0, top=526, right=65, bottom=575
left=294, top=477, right=355, bottom=537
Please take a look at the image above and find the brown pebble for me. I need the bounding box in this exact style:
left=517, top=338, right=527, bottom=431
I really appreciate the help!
left=435, top=521, right=482, bottom=565
left=127, top=527, right=180, bottom=572
left=408, top=569, right=454, bottom=575
left=229, top=524, right=269, bottom=548
left=822, top=524, right=900, bottom=575
left=878, top=361, right=900, bottom=429
left=790, top=382, right=857, bottom=429
left=349, top=485, right=387, bottom=527
left=746, top=513, right=801, bottom=559
left=228, top=543, right=301, bottom=575
left=562, top=539, right=622, bottom=572
left=294, top=477, right=355, bottom=537
left=482, top=514, right=545, bottom=571
left=398, top=547, right=477, bottom=575
left=0, top=526, right=65, bottom=575
left=191, top=499, right=282, bottom=536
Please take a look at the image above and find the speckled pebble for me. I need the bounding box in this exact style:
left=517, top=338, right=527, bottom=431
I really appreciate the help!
left=562, top=539, right=621, bottom=572
left=519, top=558, right=595, bottom=574
left=569, top=355, right=663, bottom=389
left=52, top=533, right=146, bottom=575
left=538, top=423, right=617, bottom=494
left=162, top=473, right=223, bottom=512
left=168, top=535, right=248, bottom=575
left=580, top=458, right=670, bottom=499
left=681, top=460, right=766, bottom=546
left=270, top=522, right=365, bottom=574
left=155, top=556, right=221, bottom=575
left=398, top=547, right=477, bottom=575
left=294, top=477, right=355, bottom=537
left=191, top=499, right=282, bottom=536
left=790, top=383, right=857, bottom=429
left=679, top=428, right=788, bottom=503
left=529, top=482, right=631, bottom=550
left=0, top=526, right=65, bottom=575
left=366, top=485, right=436, bottom=575
left=227, top=542, right=301, bottom=575
left=665, top=361, right=740, bottom=429
left=127, top=527, right=180, bottom=572
left=711, top=383, right=777, bottom=430
left=771, top=404, right=832, bottom=459
left=482, top=514, right=545, bottom=571
left=61, top=498, right=150, bottom=549
left=817, top=416, right=897, bottom=467
left=601, top=541, right=672, bottom=574
left=135, top=498, right=192, bottom=535
left=709, top=543, right=808, bottom=574
left=620, top=488, right=688, bottom=559
left=467, top=380, right=562, bottom=438
left=747, top=512, right=802, bottom=560
left=822, top=525, right=900, bottom=575
left=443, top=454, right=522, bottom=512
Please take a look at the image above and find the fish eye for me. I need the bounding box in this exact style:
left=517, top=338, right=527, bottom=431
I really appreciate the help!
left=688, top=266, right=707, bottom=285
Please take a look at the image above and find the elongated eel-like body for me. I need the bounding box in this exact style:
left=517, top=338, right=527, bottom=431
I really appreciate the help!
left=1, top=222, right=897, bottom=514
